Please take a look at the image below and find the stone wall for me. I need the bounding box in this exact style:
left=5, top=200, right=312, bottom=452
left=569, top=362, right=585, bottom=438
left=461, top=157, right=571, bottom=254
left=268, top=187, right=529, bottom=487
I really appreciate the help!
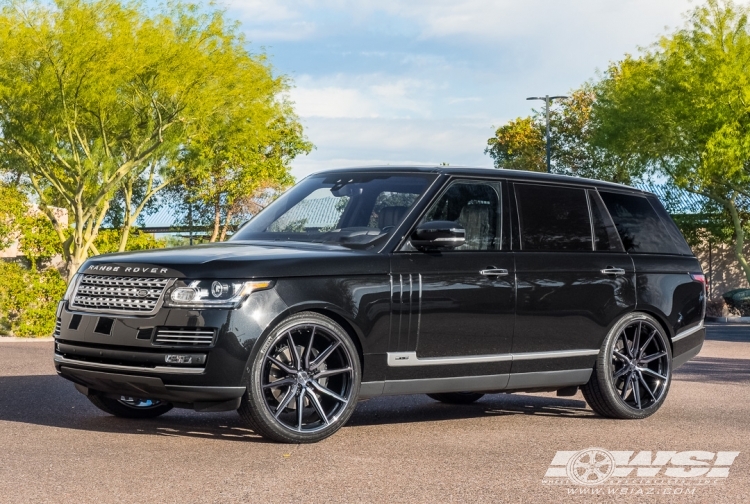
left=693, top=240, right=750, bottom=300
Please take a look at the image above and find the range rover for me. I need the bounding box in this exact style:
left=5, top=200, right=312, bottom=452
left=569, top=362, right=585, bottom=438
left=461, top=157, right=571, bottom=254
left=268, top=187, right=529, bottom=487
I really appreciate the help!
left=54, top=167, right=706, bottom=443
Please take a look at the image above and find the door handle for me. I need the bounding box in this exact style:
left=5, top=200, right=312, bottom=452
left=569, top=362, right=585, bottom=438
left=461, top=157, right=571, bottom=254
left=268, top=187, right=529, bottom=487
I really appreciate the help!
left=601, top=267, right=626, bottom=276
left=480, top=268, right=509, bottom=277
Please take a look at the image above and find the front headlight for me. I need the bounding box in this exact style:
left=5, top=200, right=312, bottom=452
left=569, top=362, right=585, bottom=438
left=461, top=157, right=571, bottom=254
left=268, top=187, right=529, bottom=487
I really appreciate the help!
left=164, top=279, right=273, bottom=309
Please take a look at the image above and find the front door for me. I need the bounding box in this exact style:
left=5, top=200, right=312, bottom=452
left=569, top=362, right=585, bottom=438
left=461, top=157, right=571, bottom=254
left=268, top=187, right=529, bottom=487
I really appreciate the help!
left=388, top=179, right=515, bottom=380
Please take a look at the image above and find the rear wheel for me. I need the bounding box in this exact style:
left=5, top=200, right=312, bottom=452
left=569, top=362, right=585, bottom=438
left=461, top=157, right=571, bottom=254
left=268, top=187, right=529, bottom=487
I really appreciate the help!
left=87, top=394, right=173, bottom=419
left=239, top=312, right=361, bottom=443
left=582, top=313, right=672, bottom=419
left=427, top=392, right=484, bottom=404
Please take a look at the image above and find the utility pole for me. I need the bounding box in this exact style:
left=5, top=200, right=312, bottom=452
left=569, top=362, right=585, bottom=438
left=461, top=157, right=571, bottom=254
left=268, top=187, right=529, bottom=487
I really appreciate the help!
left=526, top=95, right=568, bottom=173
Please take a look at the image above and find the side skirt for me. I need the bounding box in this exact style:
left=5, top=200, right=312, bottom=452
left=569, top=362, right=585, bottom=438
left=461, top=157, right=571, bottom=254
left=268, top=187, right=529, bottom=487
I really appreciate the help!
left=358, top=368, right=592, bottom=398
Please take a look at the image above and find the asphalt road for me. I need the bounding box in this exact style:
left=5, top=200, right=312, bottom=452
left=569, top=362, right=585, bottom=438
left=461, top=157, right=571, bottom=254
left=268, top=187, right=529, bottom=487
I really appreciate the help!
left=0, top=325, right=749, bottom=503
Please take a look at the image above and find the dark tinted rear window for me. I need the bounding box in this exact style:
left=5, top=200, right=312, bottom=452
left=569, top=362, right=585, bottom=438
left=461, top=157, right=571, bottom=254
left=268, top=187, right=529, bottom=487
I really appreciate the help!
left=599, top=191, right=677, bottom=254
left=588, top=190, right=624, bottom=252
left=515, top=184, right=592, bottom=251
left=647, top=196, right=694, bottom=255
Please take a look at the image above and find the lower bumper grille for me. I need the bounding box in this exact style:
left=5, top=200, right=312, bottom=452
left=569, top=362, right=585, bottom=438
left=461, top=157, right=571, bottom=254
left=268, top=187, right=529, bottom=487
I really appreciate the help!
left=153, top=328, right=217, bottom=347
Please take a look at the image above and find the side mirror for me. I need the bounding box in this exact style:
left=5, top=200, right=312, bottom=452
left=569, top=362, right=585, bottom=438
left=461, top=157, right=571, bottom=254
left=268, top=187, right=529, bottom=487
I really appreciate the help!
left=410, top=221, right=465, bottom=250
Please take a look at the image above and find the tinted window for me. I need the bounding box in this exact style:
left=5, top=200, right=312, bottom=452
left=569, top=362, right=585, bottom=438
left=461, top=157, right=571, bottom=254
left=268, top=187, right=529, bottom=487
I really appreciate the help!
left=588, top=190, right=624, bottom=252
left=647, top=196, right=694, bottom=255
left=421, top=180, right=502, bottom=251
left=515, top=184, right=592, bottom=251
left=599, top=191, right=676, bottom=254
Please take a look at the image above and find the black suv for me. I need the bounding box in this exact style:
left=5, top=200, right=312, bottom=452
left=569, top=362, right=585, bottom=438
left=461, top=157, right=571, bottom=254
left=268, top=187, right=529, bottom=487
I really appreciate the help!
left=54, top=167, right=706, bottom=443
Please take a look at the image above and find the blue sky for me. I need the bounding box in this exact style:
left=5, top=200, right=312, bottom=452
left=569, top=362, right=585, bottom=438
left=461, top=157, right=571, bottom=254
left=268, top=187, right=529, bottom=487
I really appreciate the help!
left=225, top=0, right=695, bottom=180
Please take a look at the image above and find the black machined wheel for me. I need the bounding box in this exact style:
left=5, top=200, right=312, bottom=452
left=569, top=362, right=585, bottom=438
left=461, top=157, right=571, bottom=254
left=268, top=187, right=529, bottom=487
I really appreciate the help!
left=582, top=312, right=672, bottom=419
left=87, top=394, right=173, bottom=419
left=239, top=312, right=361, bottom=443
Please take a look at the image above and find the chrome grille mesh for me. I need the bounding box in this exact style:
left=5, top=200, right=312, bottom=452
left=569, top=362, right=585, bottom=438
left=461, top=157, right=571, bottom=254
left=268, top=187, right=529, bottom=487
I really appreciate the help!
left=71, top=275, right=170, bottom=313
left=154, top=328, right=216, bottom=347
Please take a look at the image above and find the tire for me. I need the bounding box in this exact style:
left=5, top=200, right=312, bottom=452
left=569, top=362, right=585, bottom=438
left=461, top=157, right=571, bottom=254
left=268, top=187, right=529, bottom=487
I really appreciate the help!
left=427, top=392, right=485, bottom=404
left=87, top=394, right=173, bottom=419
left=238, top=311, right=362, bottom=443
left=581, top=312, right=672, bottom=419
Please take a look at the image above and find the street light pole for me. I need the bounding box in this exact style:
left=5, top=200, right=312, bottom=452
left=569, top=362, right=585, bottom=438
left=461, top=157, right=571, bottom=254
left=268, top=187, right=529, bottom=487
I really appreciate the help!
left=526, top=94, right=568, bottom=173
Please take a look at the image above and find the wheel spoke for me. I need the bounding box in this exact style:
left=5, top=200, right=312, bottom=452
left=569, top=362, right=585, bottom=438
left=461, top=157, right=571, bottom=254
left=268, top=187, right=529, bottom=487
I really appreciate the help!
left=632, top=374, right=642, bottom=408
left=639, top=330, right=656, bottom=359
left=632, top=321, right=642, bottom=358
left=310, top=341, right=340, bottom=370
left=621, top=374, right=632, bottom=399
left=613, top=350, right=631, bottom=364
left=306, top=388, right=329, bottom=426
left=304, top=327, right=316, bottom=369
left=310, top=380, right=348, bottom=403
left=263, top=377, right=295, bottom=389
left=274, top=384, right=298, bottom=418
left=296, top=387, right=305, bottom=431
left=640, top=351, right=667, bottom=364
left=639, top=367, right=667, bottom=381
left=315, top=366, right=353, bottom=379
left=267, top=355, right=296, bottom=375
left=613, top=365, right=630, bottom=380
left=287, top=332, right=301, bottom=370
left=636, top=371, right=656, bottom=401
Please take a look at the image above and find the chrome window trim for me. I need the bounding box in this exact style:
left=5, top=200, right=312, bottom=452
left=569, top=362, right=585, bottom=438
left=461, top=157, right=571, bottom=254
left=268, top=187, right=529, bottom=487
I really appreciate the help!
left=672, top=320, right=705, bottom=343
left=387, top=348, right=599, bottom=367
left=54, top=353, right=205, bottom=374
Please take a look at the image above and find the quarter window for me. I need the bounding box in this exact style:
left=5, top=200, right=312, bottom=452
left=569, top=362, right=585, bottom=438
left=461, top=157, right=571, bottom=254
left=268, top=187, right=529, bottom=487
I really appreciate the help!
left=599, top=191, right=675, bottom=254
left=515, top=184, right=592, bottom=251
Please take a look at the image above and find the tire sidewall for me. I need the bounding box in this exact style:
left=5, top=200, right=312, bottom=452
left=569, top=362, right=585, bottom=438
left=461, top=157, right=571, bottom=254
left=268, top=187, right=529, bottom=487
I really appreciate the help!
left=596, top=312, right=673, bottom=419
left=245, top=311, right=362, bottom=442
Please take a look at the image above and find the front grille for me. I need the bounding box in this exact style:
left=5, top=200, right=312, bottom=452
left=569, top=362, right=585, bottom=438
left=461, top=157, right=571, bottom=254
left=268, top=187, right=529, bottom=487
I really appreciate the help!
left=71, top=275, right=170, bottom=314
left=153, top=327, right=217, bottom=347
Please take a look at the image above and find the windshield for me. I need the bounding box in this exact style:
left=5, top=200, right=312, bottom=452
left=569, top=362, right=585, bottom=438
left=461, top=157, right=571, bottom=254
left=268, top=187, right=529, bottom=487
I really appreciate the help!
left=231, top=172, right=436, bottom=249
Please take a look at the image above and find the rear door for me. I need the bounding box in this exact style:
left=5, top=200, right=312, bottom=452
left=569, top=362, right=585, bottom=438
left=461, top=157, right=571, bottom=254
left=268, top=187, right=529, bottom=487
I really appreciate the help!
left=510, top=183, right=636, bottom=377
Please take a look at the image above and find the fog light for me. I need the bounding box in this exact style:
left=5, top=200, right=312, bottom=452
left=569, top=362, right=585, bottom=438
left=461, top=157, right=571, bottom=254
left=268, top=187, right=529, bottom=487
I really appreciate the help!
left=165, top=354, right=205, bottom=365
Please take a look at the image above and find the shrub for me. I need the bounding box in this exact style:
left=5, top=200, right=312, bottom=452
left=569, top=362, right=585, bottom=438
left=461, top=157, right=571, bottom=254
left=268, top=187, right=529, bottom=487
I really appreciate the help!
left=0, top=262, right=66, bottom=337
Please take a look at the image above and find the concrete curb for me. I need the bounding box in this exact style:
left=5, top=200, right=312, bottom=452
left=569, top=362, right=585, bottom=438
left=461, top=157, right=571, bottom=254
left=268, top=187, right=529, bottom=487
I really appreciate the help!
left=705, top=316, right=750, bottom=324
left=0, top=336, right=54, bottom=342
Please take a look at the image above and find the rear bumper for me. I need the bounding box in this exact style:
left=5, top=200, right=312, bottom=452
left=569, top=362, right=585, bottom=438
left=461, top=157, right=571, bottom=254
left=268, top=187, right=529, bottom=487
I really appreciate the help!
left=672, top=322, right=705, bottom=369
left=57, top=364, right=245, bottom=411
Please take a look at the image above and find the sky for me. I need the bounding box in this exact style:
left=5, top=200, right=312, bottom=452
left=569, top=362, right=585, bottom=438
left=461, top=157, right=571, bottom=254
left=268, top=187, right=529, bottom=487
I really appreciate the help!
left=225, top=0, right=696, bottom=180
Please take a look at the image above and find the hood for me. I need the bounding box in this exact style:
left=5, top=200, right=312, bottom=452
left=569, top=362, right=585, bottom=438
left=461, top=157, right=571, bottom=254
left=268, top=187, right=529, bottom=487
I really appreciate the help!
left=80, top=241, right=389, bottom=279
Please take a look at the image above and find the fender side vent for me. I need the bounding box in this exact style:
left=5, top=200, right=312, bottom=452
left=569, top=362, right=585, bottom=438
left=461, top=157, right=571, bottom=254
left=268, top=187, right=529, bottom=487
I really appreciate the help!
left=153, top=327, right=217, bottom=347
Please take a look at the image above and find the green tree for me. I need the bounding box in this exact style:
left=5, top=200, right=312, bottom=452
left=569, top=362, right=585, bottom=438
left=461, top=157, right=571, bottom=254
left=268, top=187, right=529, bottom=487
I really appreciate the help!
left=0, top=182, right=26, bottom=248
left=593, top=0, right=750, bottom=283
left=0, top=0, right=309, bottom=279
left=485, top=86, right=642, bottom=183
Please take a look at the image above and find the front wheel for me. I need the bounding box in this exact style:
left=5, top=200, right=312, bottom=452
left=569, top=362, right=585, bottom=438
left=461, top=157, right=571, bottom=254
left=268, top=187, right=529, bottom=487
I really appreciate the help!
left=239, top=312, right=362, bottom=443
left=581, top=313, right=672, bottom=419
left=87, top=394, right=173, bottom=419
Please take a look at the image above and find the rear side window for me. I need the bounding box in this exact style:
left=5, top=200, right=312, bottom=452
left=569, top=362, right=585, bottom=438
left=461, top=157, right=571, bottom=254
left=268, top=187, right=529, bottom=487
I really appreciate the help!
left=599, top=191, right=678, bottom=254
left=515, top=184, right=592, bottom=251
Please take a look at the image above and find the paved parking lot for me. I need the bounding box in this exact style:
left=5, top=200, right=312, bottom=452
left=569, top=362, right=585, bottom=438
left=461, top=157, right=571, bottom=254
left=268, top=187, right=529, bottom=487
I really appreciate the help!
left=0, top=325, right=749, bottom=503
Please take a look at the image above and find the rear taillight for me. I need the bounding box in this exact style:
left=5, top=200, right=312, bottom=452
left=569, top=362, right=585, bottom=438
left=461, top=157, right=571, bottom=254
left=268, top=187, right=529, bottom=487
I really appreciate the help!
left=691, top=273, right=706, bottom=284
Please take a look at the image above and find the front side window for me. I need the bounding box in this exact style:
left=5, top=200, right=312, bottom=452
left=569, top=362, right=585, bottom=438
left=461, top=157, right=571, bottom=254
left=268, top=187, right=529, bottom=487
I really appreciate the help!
left=418, top=180, right=502, bottom=251
left=232, top=173, right=435, bottom=249
left=515, top=183, right=592, bottom=251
